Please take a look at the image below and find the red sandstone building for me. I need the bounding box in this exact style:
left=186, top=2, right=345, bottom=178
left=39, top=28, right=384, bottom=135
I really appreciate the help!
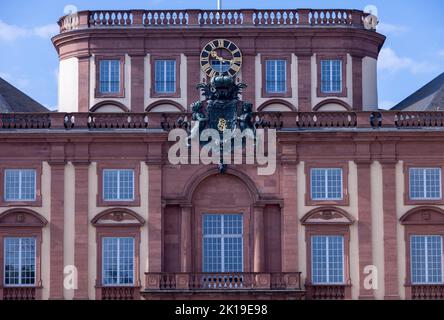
left=0, top=8, right=443, bottom=300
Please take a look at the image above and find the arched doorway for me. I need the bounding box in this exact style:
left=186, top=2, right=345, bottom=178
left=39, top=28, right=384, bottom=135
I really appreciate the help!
left=191, top=174, right=253, bottom=273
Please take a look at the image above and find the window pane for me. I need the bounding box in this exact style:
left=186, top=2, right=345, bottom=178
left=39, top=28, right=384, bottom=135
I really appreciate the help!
left=411, top=235, right=443, bottom=284
left=265, top=60, right=286, bottom=93
left=103, top=169, right=134, bottom=201
left=102, top=237, right=134, bottom=285
left=312, top=235, right=344, bottom=284
left=321, top=60, right=342, bottom=93
left=155, top=60, right=176, bottom=93
left=4, top=169, right=36, bottom=201
left=311, top=168, right=343, bottom=200
left=99, top=60, right=120, bottom=94
left=409, top=168, right=441, bottom=200
left=203, top=214, right=243, bottom=273
left=4, top=237, right=36, bottom=286
left=118, top=170, right=134, bottom=200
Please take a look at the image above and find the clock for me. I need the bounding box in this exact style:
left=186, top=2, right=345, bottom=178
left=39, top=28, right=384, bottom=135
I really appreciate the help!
left=200, top=39, right=242, bottom=78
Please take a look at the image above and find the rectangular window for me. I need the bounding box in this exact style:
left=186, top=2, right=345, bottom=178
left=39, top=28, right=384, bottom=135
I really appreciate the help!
left=155, top=60, right=176, bottom=93
left=321, top=60, right=342, bottom=93
left=4, top=169, right=36, bottom=201
left=312, top=235, right=344, bottom=284
left=203, top=214, right=243, bottom=272
left=102, top=237, right=135, bottom=286
left=310, top=168, right=343, bottom=200
left=99, top=59, right=121, bottom=94
left=265, top=60, right=286, bottom=93
left=103, top=169, right=134, bottom=201
left=409, top=168, right=442, bottom=200
left=4, top=237, right=36, bottom=286
left=411, top=235, right=443, bottom=284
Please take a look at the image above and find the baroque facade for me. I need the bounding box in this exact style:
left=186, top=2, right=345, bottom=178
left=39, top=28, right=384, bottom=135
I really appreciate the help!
left=0, top=8, right=443, bottom=300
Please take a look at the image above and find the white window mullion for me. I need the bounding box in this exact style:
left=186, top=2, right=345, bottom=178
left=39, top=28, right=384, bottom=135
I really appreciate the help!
left=117, top=239, right=121, bottom=284
left=324, top=170, right=329, bottom=199
left=18, top=238, right=22, bottom=285
left=329, top=61, right=333, bottom=92
left=18, top=170, right=22, bottom=200
left=221, top=215, right=225, bottom=272
left=108, top=61, right=112, bottom=93
left=163, top=62, right=167, bottom=92
left=423, top=170, right=427, bottom=199
left=424, top=237, right=429, bottom=282
left=325, top=237, right=330, bottom=283
left=116, top=171, right=121, bottom=200
left=274, top=61, right=278, bottom=92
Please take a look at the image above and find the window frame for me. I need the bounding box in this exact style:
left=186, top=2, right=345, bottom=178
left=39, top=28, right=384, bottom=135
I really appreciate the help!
left=316, top=54, right=347, bottom=98
left=261, top=54, right=292, bottom=98
left=97, top=163, right=140, bottom=207
left=3, top=169, right=37, bottom=202
left=0, top=209, right=46, bottom=300
left=305, top=163, right=349, bottom=206
left=404, top=163, right=444, bottom=205
left=303, top=216, right=352, bottom=299
left=102, top=169, right=135, bottom=202
left=311, top=235, right=345, bottom=285
left=101, top=236, right=136, bottom=287
left=409, top=234, right=444, bottom=285
left=3, top=237, right=37, bottom=287
left=154, top=59, right=177, bottom=95
left=150, top=54, right=181, bottom=98
left=95, top=55, right=125, bottom=98
left=0, top=165, right=42, bottom=207
left=401, top=207, right=444, bottom=298
left=310, top=168, right=344, bottom=201
left=202, top=213, right=244, bottom=273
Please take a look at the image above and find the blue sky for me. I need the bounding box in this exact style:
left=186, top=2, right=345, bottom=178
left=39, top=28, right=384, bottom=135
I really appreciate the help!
left=0, top=0, right=443, bottom=110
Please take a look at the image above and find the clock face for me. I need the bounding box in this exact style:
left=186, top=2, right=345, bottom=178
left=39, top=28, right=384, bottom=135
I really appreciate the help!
left=200, top=39, right=242, bottom=78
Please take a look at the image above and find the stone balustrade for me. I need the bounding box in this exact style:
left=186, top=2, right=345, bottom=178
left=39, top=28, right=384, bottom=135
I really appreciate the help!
left=3, top=111, right=444, bottom=131
left=144, top=272, right=302, bottom=291
left=58, top=9, right=369, bottom=32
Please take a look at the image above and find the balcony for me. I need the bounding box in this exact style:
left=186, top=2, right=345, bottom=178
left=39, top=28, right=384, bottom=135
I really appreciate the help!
left=142, top=272, right=304, bottom=300
left=58, top=9, right=371, bottom=33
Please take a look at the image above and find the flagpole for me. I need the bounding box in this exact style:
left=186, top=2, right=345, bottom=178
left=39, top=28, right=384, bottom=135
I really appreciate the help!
left=217, top=0, right=222, bottom=10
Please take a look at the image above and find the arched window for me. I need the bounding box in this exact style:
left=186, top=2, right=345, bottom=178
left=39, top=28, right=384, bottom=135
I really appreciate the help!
left=92, top=208, right=145, bottom=300
left=400, top=206, right=444, bottom=300
left=301, top=206, right=355, bottom=300
left=0, top=209, right=47, bottom=300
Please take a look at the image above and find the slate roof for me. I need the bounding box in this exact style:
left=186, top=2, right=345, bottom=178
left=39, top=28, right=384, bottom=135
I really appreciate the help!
left=0, top=77, right=49, bottom=113
left=391, top=72, right=444, bottom=111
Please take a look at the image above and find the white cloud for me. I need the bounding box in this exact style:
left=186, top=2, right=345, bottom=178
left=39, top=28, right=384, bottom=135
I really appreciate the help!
left=377, top=22, right=409, bottom=36
left=0, top=20, right=29, bottom=41
left=0, top=20, right=59, bottom=41
left=378, top=48, right=439, bottom=74
left=33, top=24, right=59, bottom=38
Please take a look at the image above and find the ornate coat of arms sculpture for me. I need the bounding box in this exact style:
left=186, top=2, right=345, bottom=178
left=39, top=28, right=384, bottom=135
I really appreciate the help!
left=188, top=75, right=255, bottom=172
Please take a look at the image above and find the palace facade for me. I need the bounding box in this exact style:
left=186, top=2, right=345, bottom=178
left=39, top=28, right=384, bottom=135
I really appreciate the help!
left=0, top=8, right=443, bottom=300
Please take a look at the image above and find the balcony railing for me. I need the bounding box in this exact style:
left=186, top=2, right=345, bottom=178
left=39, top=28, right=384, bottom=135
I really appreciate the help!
left=58, top=9, right=369, bottom=33
left=407, top=284, right=444, bottom=300
left=3, top=111, right=444, bottom=131
left=305, top=284, right=352, bottom=300
left=98, top=286, right=140, bottom=300
left=144, top=272, right=302, bottom=291
left=1, top=287, right=37, bottom=300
